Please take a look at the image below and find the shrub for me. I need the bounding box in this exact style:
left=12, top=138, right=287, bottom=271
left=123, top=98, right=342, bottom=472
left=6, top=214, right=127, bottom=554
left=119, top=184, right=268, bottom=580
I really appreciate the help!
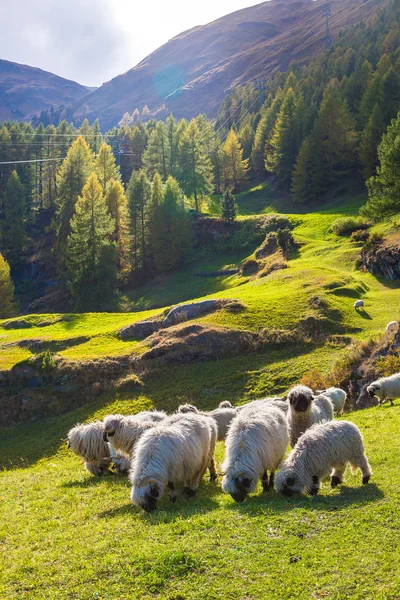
left=212, top=219, right=266, bottom=252
left=351, top=229, right=370, bottom=243
left=362, top=232, right=383, bottom=252
left=241, top=258, right=259, bottom=275
left=262, top=214, right=295, bottom=233
left=277, top=228, right=295, bottom=252
left=37, top=350, right=56, bottom=372
left=331, top=217, right=370, bottom=236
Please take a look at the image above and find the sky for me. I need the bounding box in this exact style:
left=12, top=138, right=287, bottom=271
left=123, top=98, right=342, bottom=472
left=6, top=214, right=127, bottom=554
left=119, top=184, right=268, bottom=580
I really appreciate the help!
left=0, top=0, right=262, bottom=88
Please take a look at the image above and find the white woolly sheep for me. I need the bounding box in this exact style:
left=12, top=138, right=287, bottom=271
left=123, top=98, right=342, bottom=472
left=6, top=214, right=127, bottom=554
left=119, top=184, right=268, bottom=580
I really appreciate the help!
left=103, top=410, right=166, bottom=458
left=177, top=403, right=237, bottom=441
left=237, top=397, right=288, bottom=415
left=108, top=445, right=132, bottom=474
left=219, top=400, right=234, bottom=409
left=354, top=300, right=365, bottom=310
left=367, top=373, right=400, bottom=406
left=316, top=387, right=347, bottom=414
left=222, top=405, right=289, bottom=502
left=386, top=321, right=399, bottom=334
left=67, top=421, right=111, bottom=476
left=130, top=413, right=217, bottom=512
left=276, top=420, right=372, bottom=496
left=287, top=385, right=334, bottom=447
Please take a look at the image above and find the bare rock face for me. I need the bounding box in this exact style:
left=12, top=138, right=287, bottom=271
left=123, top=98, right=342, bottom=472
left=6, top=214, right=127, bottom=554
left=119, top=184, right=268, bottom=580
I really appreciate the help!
left=362, top=242, right=400, bottom=280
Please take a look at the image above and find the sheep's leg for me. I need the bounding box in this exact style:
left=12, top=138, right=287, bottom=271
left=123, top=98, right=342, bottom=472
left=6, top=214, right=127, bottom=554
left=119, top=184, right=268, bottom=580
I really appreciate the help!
left=209, top=456, right=218, bottom=482
left=351, top=454, right=372, bottom=485
left=168, top=481, right=177, bottom=503
left=262, top=472, right=269, bottom=492
left=330, top=465, right=345, bottom=488
left=269, top=472, right=275, bottom=490
left=389, top=398, right=395, bottom=406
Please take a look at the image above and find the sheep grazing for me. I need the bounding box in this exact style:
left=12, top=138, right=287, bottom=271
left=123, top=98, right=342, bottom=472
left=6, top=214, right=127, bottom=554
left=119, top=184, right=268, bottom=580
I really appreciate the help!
left=222, top=405, right=289, bottom=502
left=386, top=321, right=399, bottom=334
left=219, top=400, right=234, bottom=409
left=367, top=373, right=400, bottom=406
left=177, top=403, right=237, bottom=441
left=287, top=385, right=334, bottom=447
left=130, top=413, right=217, bottom=512
left=67, top=421, right=111, bottom=476
left=103, top=410, right=166, bottom=458
left=276, top=421, right=372, bottom=496
left=354, top=300, right=365, bottom=310
left=316, top=387, right=347, bottom=414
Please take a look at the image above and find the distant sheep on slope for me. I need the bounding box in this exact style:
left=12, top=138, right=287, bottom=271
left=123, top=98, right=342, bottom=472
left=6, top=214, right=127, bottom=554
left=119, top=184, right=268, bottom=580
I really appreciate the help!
left=386, top=321, right=399, bottom=334
left=367, top=373, right=400, bottom=406
left=222, top=405, right=289, bottom=502
left=67, top=421, right=111, bottom=476
left=130, top=413, right=216, bottom=512
left=287, top=385, right=334, bottom=447
left=316, top=387, right=347, bottom=414
left=276, top=421, right=372, bottom=496
left=177, top=403, right=237, bottom=441
left=354, top=300, right=365, bottom=310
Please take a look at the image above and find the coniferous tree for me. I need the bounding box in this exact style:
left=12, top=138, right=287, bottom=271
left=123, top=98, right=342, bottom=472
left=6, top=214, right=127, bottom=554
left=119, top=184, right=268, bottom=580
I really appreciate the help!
left=251, top=89, right=285, bottom=173
left=359, top=104, right=386, bottom=179
left=220, top=189, right=237, bottom=223
left=127, top=170, right=151, bottom=270
left=222, top=129, right=249, bottom=192
left=92, top=119, right=102, bottom=154
left=178, top=119, right=214, bottom=211
left=67, top=173, right=116, bottom=310
left=291, top=138, right=317, bottom=204
left=363, top=113, right=400, bottom=220
left=95, top=142, right=119, bottom=192
left=0, top=252, right=17, bottom=318
left=142, top=122, right=169, bottom=180
left=105, top=179, right=130, bottom=276
left=1, top=170, right=26, bottom=266
left=238, top=124, right=255, bottom=161
left=54, top=136, right=95, bottom=268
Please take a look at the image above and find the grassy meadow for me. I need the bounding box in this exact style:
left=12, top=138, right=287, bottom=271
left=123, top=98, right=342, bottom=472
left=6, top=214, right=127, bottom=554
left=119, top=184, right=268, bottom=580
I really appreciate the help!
left=2, top=186, right=400, bottom=598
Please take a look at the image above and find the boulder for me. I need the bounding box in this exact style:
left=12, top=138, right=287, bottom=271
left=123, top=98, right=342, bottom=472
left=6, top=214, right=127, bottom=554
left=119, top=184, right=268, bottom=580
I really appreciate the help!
left=119, top=319, right=162, bottom=340
left=162, top=299, right=242, bottom=327
left=362, top=242, right=400, bottom=280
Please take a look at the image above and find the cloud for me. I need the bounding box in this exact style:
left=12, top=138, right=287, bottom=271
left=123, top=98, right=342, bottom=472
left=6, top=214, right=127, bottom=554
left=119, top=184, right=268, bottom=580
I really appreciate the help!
left=0, top=0, right=129, bottom=86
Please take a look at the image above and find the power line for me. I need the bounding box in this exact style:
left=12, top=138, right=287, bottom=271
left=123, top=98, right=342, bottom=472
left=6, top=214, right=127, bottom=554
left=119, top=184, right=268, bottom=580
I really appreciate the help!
left=0, top=157, right=66, bottom=166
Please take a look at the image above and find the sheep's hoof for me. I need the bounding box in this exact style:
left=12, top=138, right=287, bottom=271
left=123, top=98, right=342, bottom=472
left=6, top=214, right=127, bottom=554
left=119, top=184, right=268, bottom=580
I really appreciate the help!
left=183, top=487, right=196, bottom=498
left=330, top=476, right=342, bottom=488
left=362, top=475, right=371, bottom=485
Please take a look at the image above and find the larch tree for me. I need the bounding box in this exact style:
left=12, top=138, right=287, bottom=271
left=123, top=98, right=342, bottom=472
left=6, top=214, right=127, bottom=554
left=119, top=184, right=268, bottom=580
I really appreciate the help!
left=67, top=173, right=117, bottom=311
left=178, top=119, right=214, bottom=211
left=95, top=142, right=119, bottom=192
left=0, top=252, right=17, bottom=318
left=142, top=122, right=169, bottom=180
left=91, top=119, right=102, bottom=154
left=1, top=170, right=26, bottom=266
left=222, top=129, right=249, bottom=192
left=105, top=179, right=130, bottom=277
left=251, top=88, right=285, bottom=173
left=53, top=136, right=95, bottom=269
left=127, top=170, right=152, bottom=270
left=359, top=104, right=386, bottom=179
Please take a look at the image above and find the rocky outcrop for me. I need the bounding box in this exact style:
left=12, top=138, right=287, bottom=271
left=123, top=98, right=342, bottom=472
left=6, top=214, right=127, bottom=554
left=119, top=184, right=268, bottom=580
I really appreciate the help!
left=362, top=241, right=400, bottom=280
left=255, top=234, right=278, bottom=260
left=119, top=319, right=162, bottom=340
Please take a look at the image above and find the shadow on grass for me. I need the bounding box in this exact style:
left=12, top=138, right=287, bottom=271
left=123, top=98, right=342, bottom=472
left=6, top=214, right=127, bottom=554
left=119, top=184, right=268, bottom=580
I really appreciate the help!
left=357, top=309, right=373, bottom=320
left=61, top=471, right=129, bottom=489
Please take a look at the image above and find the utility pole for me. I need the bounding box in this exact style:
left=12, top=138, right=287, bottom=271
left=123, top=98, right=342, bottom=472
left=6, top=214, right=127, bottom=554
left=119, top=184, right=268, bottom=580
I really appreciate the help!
left=254, top=80, right=267, bottom=108
left=322, top=2, right=332, bottom=50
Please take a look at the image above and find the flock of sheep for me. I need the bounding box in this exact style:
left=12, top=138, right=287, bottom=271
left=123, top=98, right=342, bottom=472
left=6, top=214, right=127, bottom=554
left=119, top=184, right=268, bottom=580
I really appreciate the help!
left=67, top=378, right=395, bottom=512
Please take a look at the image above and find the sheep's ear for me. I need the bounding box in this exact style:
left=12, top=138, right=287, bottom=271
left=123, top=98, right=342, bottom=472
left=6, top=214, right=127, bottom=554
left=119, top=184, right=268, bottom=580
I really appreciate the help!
left=150, top=486, right=159, bottom=498
left=286, top=477, right=295, bottom=487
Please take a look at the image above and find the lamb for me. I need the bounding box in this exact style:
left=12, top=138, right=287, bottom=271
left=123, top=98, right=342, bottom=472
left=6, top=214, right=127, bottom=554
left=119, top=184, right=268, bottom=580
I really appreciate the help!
left=354, top=300, right=365, bottom=310
left=386, top=321, right=399, bottom=334
left=130, top=413, right=217, bottom=512
left=177, top=403, right=237, bottom=441
left=221, top=405, right=289, bottom=502
left=67, top=421, right=111, bottom=476
left=316, top=387, right=347, bottom=414
left=287, top=385, right=334, bottom=447
left=103, top=410, right=166, bottom=458
left=276, top=420, right=372, bottom=496
left=367, top=373, right=400, bottom=406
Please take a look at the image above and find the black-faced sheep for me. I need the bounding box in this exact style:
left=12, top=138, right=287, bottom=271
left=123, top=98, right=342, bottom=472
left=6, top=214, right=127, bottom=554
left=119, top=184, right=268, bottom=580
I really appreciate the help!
left=67, top=421, right=111, bottom=476
left=316, top=387, right=347, bottom=414
left=103, top=410, right=166, bottom=458
left=276, top=421, right=372, bottom=496
left=130, top=413, right=217, bottom=512
left=177, top=403, right=237, bottom=441
left=221, top=406, right=289, bottom=503
left=287, top=385, right=334, bottom=447
left=367, top=373, right=400, bottom=406
left=219, top=401, right=234, bottom=409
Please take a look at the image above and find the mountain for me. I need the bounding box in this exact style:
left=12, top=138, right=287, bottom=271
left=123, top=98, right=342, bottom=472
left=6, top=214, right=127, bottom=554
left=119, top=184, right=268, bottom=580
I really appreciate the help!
left=69, top=0, right=389, bottom=129
left=0, top=59, right=92, bottom=121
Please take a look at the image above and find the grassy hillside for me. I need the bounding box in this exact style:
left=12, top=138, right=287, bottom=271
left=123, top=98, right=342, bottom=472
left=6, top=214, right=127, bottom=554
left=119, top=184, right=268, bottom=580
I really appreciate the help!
left=1, top=400, right=399, bottom=599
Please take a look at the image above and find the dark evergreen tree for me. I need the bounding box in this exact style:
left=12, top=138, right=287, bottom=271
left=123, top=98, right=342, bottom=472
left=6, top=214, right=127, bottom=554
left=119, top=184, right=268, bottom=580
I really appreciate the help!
left=220, top=189, right=237, bottom=223
left=1, top=170, right=26, bottom=266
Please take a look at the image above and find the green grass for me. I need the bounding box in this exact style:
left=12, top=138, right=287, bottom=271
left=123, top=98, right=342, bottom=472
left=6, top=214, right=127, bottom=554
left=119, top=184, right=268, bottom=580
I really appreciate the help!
left=1, top=398, right=399, bottom=599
